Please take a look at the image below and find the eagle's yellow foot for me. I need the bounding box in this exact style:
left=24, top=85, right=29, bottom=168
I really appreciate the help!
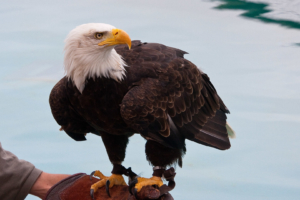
left=135, top=176, right=164, bottom=192
left=90, top=170, right=127, bottom=199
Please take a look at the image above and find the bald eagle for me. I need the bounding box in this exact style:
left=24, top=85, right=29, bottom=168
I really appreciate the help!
left=49, top=23, right=235, bottom=197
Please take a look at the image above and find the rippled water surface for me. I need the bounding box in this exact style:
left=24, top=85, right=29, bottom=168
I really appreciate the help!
left=0, top=1, right=299, bottom=199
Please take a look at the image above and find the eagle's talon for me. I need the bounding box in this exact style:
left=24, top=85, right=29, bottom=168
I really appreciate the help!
left=90, top=171, right=96, bottom=180
left=134, top=188, right=138, bottom=199
left=90, top=188, right=94, bottom=200
left=105, top=180, right=111, bottom=197
left=129, top=178, right=138, bottom=195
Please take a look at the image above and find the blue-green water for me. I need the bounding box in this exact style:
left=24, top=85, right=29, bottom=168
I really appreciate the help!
left=0, top=1, right=299, bottom=199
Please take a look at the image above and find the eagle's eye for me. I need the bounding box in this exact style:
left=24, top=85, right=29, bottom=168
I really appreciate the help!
left=94, top=32, right=104, bottom=39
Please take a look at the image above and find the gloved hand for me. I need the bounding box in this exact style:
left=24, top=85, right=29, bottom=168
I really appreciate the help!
left=44, top=173, right=174, bottom=200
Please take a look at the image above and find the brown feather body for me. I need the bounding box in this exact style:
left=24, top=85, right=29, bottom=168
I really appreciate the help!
left=49, top=40, right=231, bottom=167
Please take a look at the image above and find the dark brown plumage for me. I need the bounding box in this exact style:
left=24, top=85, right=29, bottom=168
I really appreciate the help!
left=49, top=40, right=231, bottom=169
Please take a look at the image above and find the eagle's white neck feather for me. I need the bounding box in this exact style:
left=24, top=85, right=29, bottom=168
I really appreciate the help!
left=63, top=23, right=127, bottom=93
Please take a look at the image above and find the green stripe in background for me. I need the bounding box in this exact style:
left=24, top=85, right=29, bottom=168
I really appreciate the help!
left=215, top=0, right=300, bottom=30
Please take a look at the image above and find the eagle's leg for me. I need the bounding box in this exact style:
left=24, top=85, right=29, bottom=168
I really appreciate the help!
left=90, top=134, right=130, bottom=198
left=134, top=140, right=185, bottom=192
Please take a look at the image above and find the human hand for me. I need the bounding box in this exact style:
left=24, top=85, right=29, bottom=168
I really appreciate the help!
left=29, top=172, right=70, bottom=199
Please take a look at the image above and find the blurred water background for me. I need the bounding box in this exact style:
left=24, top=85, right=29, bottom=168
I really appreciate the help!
left=0, top=0, right=300, bottom=199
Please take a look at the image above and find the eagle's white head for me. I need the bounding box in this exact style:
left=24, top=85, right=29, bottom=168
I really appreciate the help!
left=64, top=23, right=131, bottom=93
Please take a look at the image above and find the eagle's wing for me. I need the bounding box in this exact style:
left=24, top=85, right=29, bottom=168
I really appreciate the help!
left=120, top=57, right=231, bottom=150
left=49, top=77, right=95, bottom=141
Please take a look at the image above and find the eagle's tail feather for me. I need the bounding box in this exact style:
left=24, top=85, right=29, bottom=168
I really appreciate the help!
left=226, top=122, right=236, bottom=139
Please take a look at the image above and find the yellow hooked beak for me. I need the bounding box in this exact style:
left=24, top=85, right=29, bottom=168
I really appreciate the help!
left=98, top=28, right=131, bottom=49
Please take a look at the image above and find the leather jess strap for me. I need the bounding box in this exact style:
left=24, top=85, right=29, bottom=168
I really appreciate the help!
left=159, top=167, right=176, bottom=195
